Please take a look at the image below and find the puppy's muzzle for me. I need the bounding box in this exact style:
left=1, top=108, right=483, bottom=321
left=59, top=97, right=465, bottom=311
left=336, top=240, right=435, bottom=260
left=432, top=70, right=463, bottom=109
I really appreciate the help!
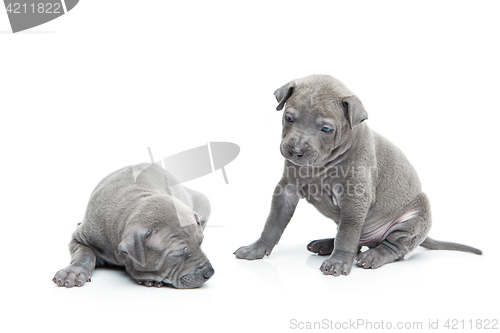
left=178, top=265, right=214, bottom=288
left=287, top=143, right=317, bottom=163
left=288, top=145, right=305, bottom=159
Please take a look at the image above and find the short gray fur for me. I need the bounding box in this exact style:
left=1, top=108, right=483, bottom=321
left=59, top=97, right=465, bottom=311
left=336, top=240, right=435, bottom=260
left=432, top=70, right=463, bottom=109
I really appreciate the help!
left=234, top=74, right=481, bottom=276
left=53, top=163, right=214, bottom=288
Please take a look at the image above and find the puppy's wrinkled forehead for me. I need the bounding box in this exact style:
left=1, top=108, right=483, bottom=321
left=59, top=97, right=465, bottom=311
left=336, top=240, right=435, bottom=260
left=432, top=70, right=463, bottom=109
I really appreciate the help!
left=294, top=75, right=354, bottom=98
left=286, top=75, right=354, bottom=112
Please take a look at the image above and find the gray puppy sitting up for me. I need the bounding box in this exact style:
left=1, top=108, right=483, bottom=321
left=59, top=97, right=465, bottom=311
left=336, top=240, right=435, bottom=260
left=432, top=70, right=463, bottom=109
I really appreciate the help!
left=53, top=163, right=214, bottom=288
left=235, top=74, right=481, bottom=276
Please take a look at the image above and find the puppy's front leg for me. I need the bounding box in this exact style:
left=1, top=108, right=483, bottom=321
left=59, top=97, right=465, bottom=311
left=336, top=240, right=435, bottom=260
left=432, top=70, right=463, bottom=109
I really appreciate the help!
left=320, top=193, right=369, bottom=276
left=53, top=239, right=96, bottom=287
left=234, top=179, right=299, bottom=260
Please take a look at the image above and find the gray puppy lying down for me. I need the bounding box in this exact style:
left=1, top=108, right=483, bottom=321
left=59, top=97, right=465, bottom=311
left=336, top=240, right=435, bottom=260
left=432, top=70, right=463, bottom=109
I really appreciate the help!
left=53, top=163, right=214, bottom=288
left=235, top=74, right=481, bottom=276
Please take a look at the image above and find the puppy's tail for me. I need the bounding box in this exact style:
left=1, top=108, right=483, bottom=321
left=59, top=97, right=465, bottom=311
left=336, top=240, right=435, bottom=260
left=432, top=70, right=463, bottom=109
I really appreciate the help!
left=419, top=237, right=482, bottom=255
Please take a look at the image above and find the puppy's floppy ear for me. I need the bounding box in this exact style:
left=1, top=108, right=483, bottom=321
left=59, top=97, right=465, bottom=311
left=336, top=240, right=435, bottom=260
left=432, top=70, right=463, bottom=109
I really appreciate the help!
left=118, top=228, right=153, bottom=266
left=342, top=95, right=368, bottom=130
left=274, top=82, right=295, bottom=111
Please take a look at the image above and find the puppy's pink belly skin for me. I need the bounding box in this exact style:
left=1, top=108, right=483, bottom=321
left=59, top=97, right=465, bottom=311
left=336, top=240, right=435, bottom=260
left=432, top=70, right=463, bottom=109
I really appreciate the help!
left=359, top=209, right=420, bottom=247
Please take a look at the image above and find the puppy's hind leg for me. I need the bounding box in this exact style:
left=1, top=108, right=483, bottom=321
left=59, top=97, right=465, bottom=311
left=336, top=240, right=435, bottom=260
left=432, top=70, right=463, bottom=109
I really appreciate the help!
left=357, top=193, right=431, bottom=269
left=53, top=239, right=97, bottom=288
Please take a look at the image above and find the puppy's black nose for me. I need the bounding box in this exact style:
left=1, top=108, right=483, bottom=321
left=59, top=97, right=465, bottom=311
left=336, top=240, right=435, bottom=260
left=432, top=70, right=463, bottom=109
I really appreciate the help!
left=202, top=267, right=215, bottom=280
left=288, top=146, right=305, bottom=158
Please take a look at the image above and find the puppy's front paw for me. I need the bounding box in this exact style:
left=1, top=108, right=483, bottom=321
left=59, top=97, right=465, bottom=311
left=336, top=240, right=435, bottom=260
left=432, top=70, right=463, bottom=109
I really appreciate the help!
left=53, top=266, right=91, bottom=288
left=234, top=240, right=273, bottom=260
left=320, top=251, right=356, bottom=276
left=307, top=238, right=335, bottom=255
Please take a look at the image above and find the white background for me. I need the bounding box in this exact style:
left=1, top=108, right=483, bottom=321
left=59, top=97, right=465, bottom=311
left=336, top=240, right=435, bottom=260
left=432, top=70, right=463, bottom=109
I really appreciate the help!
left=1, top=1, right=499, bottom=332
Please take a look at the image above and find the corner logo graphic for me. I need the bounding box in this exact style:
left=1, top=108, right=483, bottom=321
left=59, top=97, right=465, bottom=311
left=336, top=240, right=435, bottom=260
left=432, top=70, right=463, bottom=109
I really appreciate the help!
left=3, top=0, right=79, bottom=33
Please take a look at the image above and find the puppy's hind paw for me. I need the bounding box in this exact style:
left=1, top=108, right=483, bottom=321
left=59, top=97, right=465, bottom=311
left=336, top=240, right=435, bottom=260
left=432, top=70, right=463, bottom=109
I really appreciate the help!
left=356, top=246, right=399, bottom=269
left=356, top=251, right=380, bottom=269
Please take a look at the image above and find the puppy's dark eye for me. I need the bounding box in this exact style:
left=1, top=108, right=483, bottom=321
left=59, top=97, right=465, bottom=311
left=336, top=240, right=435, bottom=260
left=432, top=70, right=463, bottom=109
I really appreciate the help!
left=171, top=247, right=189, bottom=258
left=321, top=127, right=332, bottom=133
left=286, top=115, right=294, bottom=122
